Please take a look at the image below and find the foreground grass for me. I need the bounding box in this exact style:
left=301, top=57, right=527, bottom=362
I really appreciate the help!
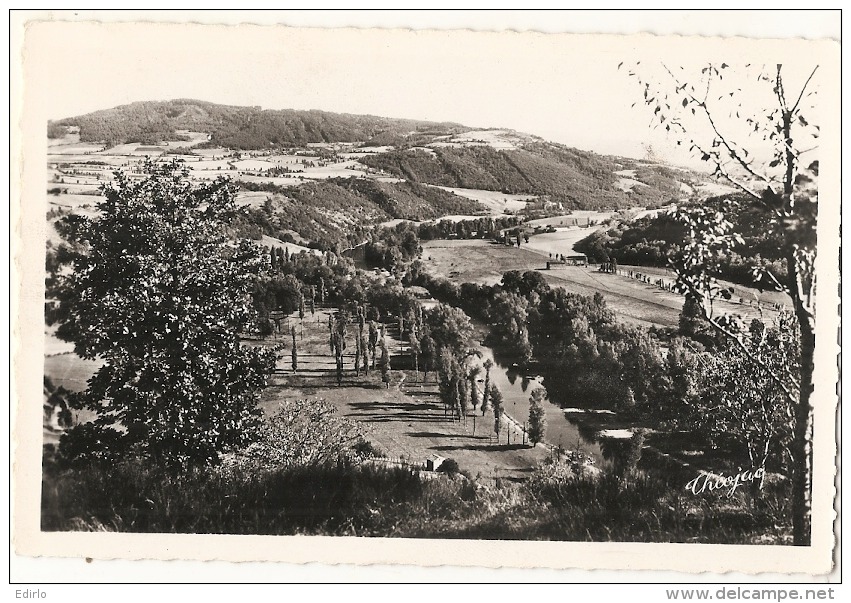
left=42, top=456, right=792, bottom=543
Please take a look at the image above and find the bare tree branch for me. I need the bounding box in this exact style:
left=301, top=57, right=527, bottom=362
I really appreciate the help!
left=660, top=63, right=775, bottom=188
left=686, top=138, right=763, bottom=200
left=701, top=104, right=775, bottom=187
left=759, top=266, right=790, bottom=295
left=791, top=66, right=819, bottom=115
left=775, top=64, right=789, bottom=111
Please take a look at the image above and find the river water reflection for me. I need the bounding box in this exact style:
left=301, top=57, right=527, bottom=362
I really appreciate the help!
left=473, top=339, right=610, bottom=469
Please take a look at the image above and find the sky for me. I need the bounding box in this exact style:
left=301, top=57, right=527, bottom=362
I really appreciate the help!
left=20, top=11, right=838, bottom=167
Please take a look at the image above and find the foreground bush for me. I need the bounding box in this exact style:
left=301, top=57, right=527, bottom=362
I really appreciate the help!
left=42, top=458, right=428, bottom=536
left=42, top=454, right=792, bottom=544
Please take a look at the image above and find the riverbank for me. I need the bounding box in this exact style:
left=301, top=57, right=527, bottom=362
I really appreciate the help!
left=255, top=308, right=558, bottom=481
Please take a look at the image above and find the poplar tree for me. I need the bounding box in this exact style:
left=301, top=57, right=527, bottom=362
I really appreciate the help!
left=491, top=384, right=505, bottom=442
left=528, top=387, right=548, bottom=446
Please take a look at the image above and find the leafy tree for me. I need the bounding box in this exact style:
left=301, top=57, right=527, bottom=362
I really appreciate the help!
left=331, top=312, right=347, bottom=386
left=43, top=377, right=73, bottom=432
left=419, top=324, right=436, bottom=383
left=528, top=387, right=548, bottom=446
left=437, top=349, right=463, bottom=419
left=291, top=325, right=298, bottom=372
left=488, top=290, right=532, bottom=362
left=368, top=321, right=379, bottom=370
left=354, top=305, right=365, bottom=376
left=353, top=326, right=363, bottom=378
left=684, top=317, right=798, bottom=490
left=243, top=399, right=363, bottom=469
left=679, top=292, right=718, bottom=348
left=490, top=384, right=505, bottom=442
left=51, top=160, right=275, bottom=468
left=467, top=364, right=482, bottom=411
left=424, top=303, right=474, bottom=357
left=628, top=62, right=819, bottom=544
left=360, top=330, right=369, bottom=375
left=378, top=338, right=391, bottom=388
left=481, top=358, right=494, bottom=415
left=407, top=308, right=422, bottom=383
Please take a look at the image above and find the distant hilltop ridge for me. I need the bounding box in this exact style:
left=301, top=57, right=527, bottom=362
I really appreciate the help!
left=50, top=99, right=470, bottom=149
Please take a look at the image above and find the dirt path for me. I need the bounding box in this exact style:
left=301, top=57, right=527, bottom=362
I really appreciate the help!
left=260, top=373, right=550, bottom=481
left=258, top=308, right=551, bottom=480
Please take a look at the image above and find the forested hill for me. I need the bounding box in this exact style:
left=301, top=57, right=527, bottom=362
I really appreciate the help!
left=51, top=99, right=467, bottom=148
left=231, top=178, right=484, bottom=251
left=360, top=143, right=690, bottom=210
left=51, top=99, right=702, bottom=213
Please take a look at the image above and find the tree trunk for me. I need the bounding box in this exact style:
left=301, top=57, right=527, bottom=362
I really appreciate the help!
left=791, top=310, right=815, bottom=546
left=362, top=336, right=369, bottom=374
left=786, top=215, right=815, bottom=546
left=354, top=337, right=361, bottom=376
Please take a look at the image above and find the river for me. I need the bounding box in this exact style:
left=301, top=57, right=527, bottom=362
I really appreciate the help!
left=345, top=249, right=619, bottom=468
left=471, top=331, right=611, bottom=469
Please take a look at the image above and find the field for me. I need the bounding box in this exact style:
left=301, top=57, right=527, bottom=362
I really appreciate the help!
left=430, top=185, right=536, bottom=214
left=429, top=128, right=531, bottom=150
left=525, top=211, right=616, bottom=229
left=46, top=132, right=385, bottom=216
left=421, top=240, right=549, bottom=285
left=523, top=226, right=599, bottom=258
left=421, top=238, right=788, bottom=329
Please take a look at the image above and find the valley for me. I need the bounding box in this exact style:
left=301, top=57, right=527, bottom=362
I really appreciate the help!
left=39, top=98, right=802, bottom=544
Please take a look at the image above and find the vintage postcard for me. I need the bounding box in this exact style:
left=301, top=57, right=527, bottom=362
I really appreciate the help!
left=10, top=11, right=841, bottom=581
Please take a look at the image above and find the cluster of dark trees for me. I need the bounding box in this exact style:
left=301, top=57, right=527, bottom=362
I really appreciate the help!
left=232, top=178, right=485, bottom=252
left=410, top=268, right=652, bottom=409
left=575, top=194, right=788, bottom=288
left=251, top=247, right=346, bottom=336
left=363, top=228, right=421, bottom=271
left=360, top=142, right=685, bottom=211
left=408, top=265, right=798, bottom=481
left=258, top=251, right=481, bottom=418
left=416, top=216, right=524, bottom=241
left=574, top=212, right=684, bottom=265
left=47, top=122, right=69, bottom=139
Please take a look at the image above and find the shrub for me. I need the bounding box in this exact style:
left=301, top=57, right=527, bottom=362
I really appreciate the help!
left=352, top=439, right=384, bottom=459
left=437, top=458, right=460, bottom=475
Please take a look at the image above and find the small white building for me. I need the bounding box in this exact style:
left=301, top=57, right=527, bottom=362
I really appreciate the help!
left=425, top=455, right=447, bottom=472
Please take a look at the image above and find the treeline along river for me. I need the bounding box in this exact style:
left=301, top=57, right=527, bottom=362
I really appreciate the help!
left=471, top=326, right=607, bottom=467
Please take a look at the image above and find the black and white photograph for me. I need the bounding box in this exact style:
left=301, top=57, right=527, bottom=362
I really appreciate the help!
left=10, top=10, right=841, bottom=582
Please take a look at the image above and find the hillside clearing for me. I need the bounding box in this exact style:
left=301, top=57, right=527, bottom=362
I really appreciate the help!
left=421, top=239, right=786, bottom=330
